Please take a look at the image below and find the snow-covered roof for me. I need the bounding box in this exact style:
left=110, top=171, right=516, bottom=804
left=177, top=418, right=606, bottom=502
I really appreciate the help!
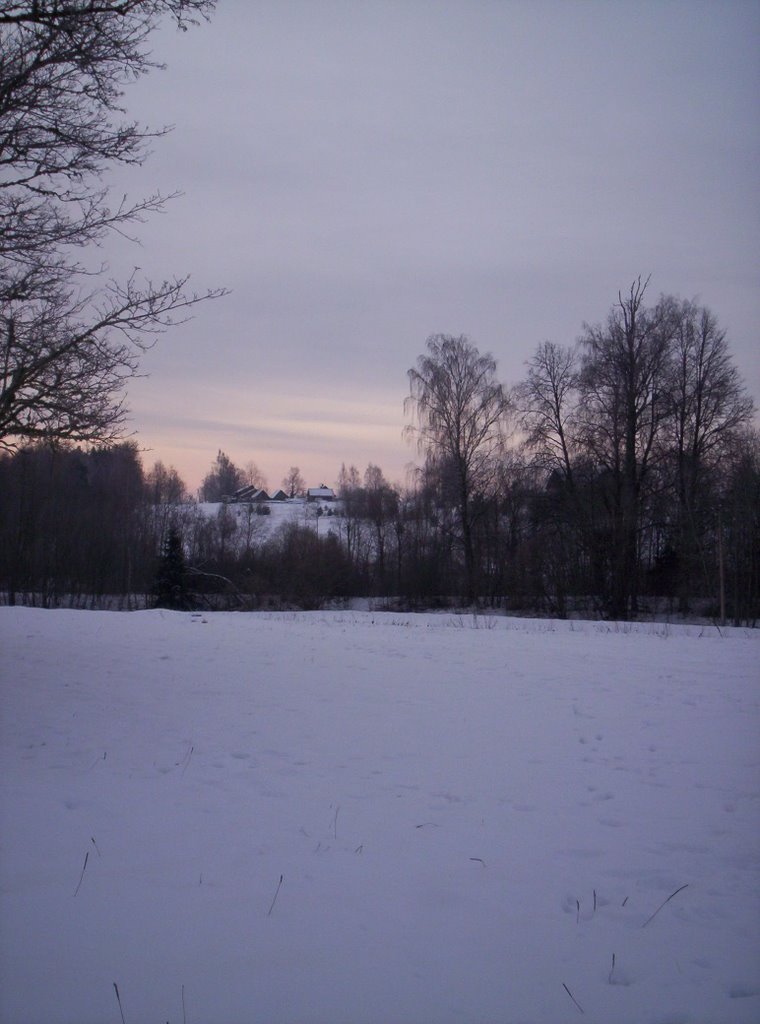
left=307, top=485, right=336, bottom=499
left=232, top=485, right=270, bottom=502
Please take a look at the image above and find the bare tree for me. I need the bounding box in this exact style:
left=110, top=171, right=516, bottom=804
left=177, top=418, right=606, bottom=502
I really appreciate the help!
left=517, top=340, right=579, bottom=487
left=576, top=277, right=675, bottom=617
left=143, top=457, right=187, bottom=558
left=665, top=300, right=754, bottom=511
left=145, top=460, right=186, bottom=505
left=0, top=0, right=224, bottom=450
left=282, top=466, right=305, bottom=499
left=336, top=462, right=364, bottom=565
left=363, top=463, right=398, bottom=586
left=243, top=461, right=268, bottom=491
left=660, top=299, right=754, bottom=608
left=405, top=334, right=509, bottom=602
left=1, top=275, right=218, bottom=446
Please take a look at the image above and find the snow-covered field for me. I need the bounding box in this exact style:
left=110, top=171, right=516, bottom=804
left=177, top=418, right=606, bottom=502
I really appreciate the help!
left=1, top=609, right=758, bottom=1024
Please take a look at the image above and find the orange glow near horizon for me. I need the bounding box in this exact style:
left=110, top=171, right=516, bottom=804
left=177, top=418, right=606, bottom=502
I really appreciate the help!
left=128, top=382, right=417, bottom=495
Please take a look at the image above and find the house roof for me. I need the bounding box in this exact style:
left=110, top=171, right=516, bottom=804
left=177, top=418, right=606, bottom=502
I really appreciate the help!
left=232, top=485, right=270, bottom=502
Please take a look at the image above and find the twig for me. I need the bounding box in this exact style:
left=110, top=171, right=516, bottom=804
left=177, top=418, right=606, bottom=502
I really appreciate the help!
left=593, top=889, right=597, bottom=914
left=267, top=874, right=284, bottom=917
left=576, top=898, right=580, bottom=924
left=642, top=884, right=689, bottom=928
left=91, top=836, right=101, bottom=857
left=113, top=982, right=126, bottom=1024
left=608, top=953, right=616, bottom=984
left=469, top=857, right=486, bottom=867
left=181, top=745, right=194, bottom=777
left=87, top=751, right=107, bottom=770
left=333, top=805, right=340, bottom=840
left=73, top=850, right=89, bottom=896
left=562, top=982, right=584, bottom=1014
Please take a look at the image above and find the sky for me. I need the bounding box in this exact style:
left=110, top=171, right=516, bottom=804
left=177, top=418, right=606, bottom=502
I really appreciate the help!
left=107, top=0, right=760, bottom=495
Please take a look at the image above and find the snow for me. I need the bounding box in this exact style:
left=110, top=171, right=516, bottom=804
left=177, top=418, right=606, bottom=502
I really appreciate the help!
left=196, top=498, right=343, bottom=542
left=1, top=608, right=758, bottom=1024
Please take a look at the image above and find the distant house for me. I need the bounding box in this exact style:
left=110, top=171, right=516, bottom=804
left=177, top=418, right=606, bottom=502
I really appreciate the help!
left=231, top=485, right=270, bottom=503
left=306, top=485, right=336, bottom=503
left=269, top=489, right=289, bottom=502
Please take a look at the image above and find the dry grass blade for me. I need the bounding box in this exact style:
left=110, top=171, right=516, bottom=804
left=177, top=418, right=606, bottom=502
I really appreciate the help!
left=73, top=850, right=89, bottom=897
left=267, top=874, right=284, bottom=917
left=562, top=982, right=584, bottom=1014
left=113, top=982, right=126, bottom=1024
left=642, top=884, right=689, bottom=928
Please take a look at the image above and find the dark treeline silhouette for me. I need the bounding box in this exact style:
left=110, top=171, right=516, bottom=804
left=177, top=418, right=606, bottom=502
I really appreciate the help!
left=0, top=444, right=358, bottom=611
left=0, top=283, right=757, bottom=623
left=1, top=430, right=756, bottom=623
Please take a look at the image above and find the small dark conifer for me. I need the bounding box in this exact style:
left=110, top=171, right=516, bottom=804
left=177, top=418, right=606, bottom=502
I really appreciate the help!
left=153, top=527, right=193, bottom=610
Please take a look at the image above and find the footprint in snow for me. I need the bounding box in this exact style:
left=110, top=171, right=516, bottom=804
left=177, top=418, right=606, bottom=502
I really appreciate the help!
left=729, top=984, right=759, bottom=999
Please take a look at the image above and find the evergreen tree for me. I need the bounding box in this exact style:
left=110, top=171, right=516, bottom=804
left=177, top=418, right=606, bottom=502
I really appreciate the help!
left=153, top=526, right=192, bottom=610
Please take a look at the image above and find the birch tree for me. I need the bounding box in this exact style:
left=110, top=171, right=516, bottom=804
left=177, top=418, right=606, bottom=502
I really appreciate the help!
left=406, top=334, right=509, bottom=602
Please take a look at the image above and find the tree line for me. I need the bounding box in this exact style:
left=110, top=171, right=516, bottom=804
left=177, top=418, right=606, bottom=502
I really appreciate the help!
left=403, top=282, right=757, bottom=623
left=1, top=278, right=757, bottom=623
left=0, top=444, right=349, bottom=609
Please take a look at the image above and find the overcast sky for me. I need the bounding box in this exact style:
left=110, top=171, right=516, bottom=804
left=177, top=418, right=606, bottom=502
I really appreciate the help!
left=109, top=0, right=760, bottom=494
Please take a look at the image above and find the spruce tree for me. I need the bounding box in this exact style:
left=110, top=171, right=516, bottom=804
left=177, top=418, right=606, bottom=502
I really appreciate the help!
left=153, top=527, right=192, bottom=610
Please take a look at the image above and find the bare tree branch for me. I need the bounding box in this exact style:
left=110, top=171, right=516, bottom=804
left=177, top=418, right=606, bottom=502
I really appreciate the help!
left=0, top=0, right=225, bottom=449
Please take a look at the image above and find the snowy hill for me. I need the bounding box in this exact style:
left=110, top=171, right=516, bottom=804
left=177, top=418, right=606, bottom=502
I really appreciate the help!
left=1, top=609, right=758, bottom=1024
left=197, top=497, right=344, bottom=541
